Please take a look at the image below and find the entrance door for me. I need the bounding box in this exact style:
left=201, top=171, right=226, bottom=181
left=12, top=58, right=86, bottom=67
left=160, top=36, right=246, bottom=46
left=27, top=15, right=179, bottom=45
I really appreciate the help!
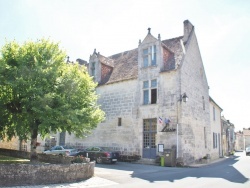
left=143, top=118, right=157, bottom=159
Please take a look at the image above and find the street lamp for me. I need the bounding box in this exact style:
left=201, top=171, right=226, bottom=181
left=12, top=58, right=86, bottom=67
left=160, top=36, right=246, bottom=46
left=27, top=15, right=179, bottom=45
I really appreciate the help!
left=180, top=92, right=188, bottom=102
left=176, top=93, right=188, bottom=160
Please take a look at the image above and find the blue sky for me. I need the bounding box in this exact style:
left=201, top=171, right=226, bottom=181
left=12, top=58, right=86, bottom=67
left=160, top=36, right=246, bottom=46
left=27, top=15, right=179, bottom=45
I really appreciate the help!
left=0, top=0, right=249, bottom=131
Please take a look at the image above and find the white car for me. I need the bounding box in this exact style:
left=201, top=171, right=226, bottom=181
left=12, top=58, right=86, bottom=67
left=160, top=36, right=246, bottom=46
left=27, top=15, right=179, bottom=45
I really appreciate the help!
left=43, top=145, right=78, bottom=156
left=246, top=147, right=250, bottom=156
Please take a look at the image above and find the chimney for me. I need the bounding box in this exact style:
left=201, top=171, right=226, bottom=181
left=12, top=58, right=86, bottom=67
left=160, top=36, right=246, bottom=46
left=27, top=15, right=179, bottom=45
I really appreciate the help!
left=183, top=20, right=194, bottom=44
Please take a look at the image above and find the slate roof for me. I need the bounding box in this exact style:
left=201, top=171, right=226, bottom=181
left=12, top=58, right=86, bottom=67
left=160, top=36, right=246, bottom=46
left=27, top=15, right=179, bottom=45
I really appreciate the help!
left=105, top=48, right=138, bottom=84
left=162, top=36, right=184, bottom=68
left=98, top=36, right=185, bottom=85
left=98, top=54, right=114, bottom=67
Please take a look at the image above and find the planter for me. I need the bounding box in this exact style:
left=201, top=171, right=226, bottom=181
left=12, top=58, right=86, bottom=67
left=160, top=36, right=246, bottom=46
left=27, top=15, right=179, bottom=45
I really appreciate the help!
left=201, top=158, right=210, bottom=164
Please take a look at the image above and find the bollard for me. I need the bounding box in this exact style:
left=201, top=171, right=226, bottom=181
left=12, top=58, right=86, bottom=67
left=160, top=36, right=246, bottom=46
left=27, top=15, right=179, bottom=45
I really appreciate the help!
left=160, top=156, right=164, bottom=167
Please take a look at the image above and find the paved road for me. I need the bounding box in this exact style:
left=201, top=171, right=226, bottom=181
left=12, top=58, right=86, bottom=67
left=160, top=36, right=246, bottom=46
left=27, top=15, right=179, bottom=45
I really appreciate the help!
left=4, top=151, right=250, bottom=188
left=94, top=151, right=250, bottom=188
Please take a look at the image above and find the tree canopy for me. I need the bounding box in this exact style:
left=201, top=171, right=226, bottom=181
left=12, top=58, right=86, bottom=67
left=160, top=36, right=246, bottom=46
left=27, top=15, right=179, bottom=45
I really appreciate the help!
left=0, top=39, right=105, bottom=160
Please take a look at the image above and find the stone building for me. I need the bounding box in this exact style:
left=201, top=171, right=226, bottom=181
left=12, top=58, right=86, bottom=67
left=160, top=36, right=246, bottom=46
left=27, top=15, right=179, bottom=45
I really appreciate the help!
left=243, top=128, right=250, bottom=149
left=0, top=20, right=220, bottom=165
left=235, top=131, right=244, bottom=151
left=209, top=97, right=223, bottom=159
left=64, top=20, right=213, bottom=165
left=221, top=116, right=235, bottom=155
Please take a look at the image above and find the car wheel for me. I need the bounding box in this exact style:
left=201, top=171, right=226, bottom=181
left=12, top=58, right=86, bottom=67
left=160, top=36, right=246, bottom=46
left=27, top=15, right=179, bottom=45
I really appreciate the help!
left=96, top=157, right=102, bottom=164
left=111, top=161, right=116, bottom=164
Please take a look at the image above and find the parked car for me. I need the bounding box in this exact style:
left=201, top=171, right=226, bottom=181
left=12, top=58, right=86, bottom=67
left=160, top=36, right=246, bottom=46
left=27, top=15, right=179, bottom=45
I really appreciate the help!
left=246, top=147, right=250, bottom=156
left=43, top=145, right=78, bottom=156
left=76, top=146, right=120, bottom=164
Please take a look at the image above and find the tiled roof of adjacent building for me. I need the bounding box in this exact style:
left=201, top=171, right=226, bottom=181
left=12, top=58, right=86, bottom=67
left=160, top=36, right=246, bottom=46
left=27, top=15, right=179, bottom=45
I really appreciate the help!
left=243, top=129, right=250, bottom=136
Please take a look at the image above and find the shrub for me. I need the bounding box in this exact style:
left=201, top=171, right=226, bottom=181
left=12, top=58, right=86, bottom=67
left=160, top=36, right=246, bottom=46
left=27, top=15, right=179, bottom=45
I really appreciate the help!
left=71, top=155, right=90, bottom=163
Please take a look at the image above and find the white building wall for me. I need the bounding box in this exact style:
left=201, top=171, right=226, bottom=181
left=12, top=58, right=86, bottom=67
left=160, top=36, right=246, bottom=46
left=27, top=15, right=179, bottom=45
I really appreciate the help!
left=209, top=100, right=222, bottom=160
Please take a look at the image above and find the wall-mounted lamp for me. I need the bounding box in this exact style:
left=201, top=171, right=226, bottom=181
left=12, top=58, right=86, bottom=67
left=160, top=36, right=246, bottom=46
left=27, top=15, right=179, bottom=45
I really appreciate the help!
left=180, top=92, right=188, bottom=102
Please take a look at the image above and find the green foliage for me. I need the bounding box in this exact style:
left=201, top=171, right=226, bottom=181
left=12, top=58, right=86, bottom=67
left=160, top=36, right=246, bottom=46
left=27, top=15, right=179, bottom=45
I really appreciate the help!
left=0, top=39, right=105, bottom=141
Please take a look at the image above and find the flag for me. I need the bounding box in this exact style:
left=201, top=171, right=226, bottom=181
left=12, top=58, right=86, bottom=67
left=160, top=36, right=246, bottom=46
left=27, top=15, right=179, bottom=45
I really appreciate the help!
left=165, top=117, right=171, bottom=124
left=158, top=117, right=163, bottom=124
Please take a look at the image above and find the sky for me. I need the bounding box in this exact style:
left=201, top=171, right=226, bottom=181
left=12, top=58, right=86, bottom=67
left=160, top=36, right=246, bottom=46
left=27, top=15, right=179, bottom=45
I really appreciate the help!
left=0, top=0, right=249, bottom=131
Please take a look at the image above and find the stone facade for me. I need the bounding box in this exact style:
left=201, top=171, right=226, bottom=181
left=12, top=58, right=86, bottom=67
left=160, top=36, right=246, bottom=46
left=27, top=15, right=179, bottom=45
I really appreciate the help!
left=1, top=20, right=218, bottom=166
left=243, top=128, right=250, bottom=148
left=221, top=116, right=235, bottom=155
left=235, top=131, right=244, bottom=151
left=0, top=136, right=20, bottom=150
left=62, top=20, right=214, bottom=165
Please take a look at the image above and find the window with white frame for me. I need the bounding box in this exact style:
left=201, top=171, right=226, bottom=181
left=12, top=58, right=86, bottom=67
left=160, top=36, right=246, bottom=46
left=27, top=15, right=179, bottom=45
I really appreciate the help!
left=213, top=132, right=217, bottom=148
left=143, top=79, right=157, bottom=105
left=91, top=62, right=95, bottom=77
left=143, top=45, right=156, bottom=67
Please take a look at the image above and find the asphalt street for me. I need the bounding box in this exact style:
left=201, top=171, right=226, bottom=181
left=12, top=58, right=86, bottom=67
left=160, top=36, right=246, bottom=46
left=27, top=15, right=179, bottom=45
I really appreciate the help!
left=4, top=151, right=250, bottom=188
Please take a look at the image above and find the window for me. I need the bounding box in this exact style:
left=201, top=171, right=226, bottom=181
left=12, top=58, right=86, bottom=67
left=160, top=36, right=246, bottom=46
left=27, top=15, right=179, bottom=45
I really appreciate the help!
left=213, top=132, right=217, bottom=148
left=91, top=62, right=95, bottom=77
left=202, top=96, right=205, bottom=110
left=213, top=106, right=216, bottom=121
left=118, top=118, right=122, bottom=126
left=143, top=79, right=157, bottom=105
left=204, top=127, right=207, bottom=148
left=143, top=49, right=149, bottom=67
left=143, top=45, right=157, bottom=67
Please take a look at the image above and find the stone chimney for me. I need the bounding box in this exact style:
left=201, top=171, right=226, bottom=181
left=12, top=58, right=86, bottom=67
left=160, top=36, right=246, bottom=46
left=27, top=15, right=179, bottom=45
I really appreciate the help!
left=183, top=20, right=194, bottom=44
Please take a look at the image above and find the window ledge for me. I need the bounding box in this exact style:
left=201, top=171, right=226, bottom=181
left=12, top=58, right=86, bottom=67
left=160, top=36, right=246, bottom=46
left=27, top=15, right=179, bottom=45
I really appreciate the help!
left=141, top=65, right=158, bottom=69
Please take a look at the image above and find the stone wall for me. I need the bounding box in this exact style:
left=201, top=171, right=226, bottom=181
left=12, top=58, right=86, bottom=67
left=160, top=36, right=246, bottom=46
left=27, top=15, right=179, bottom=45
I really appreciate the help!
left=178, top=28, right=211, bottom=165
left=66, top=79, right=141, bottom=155
left=0, top=136, right=20, bottom=150
left=0, top=148, right=95, bottom=187
left=0, top=148, right=30, bottom=159
left=0, top=162, right=95, bottom=187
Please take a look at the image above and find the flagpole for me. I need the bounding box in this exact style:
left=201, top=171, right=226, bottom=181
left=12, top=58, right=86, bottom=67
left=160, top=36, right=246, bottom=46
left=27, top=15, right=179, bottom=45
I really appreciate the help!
left=176, top=123, right=178, bottom=158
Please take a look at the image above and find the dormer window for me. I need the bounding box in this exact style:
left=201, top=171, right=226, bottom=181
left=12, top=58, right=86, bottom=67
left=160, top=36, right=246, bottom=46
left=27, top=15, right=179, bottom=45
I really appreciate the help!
left=91, top=62, right=95, bottom=77
left=143, top=45, right=157, bottom=67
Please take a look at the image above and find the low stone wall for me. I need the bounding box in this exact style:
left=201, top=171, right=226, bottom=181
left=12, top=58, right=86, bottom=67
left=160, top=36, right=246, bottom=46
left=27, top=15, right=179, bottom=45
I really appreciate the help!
left=0, top=148, right=74, bottom=164
left=0, top=148, right=95, bottom=186
left=0, top=148, right=30, bottom=159
left=0, top=162, right=95, bottom=187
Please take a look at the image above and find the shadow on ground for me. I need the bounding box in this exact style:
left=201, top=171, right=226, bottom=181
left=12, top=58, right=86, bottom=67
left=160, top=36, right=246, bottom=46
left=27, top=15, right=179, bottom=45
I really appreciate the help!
left=96, top=155, right=249, bottom=184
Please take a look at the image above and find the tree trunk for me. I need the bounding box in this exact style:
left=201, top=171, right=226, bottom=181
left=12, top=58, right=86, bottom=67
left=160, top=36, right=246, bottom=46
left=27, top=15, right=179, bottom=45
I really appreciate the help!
left=30, top=127, right=38, bottom=163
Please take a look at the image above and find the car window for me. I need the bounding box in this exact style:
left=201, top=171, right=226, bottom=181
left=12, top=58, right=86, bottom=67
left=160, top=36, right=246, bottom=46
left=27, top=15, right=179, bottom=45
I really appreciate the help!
left=56, top=146, right=62, bottom=150
left=51, top=146, right=57, bottom=150
left=93, top=147, right=100, bottom=151
left=63, top=146, right=74, bottom=149
left=85, top=147, right=92, bottom=151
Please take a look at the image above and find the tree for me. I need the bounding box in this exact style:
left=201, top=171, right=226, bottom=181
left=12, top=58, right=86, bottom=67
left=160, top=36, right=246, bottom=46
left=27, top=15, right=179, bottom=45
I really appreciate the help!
left=0, top=39, right=105, bottom=162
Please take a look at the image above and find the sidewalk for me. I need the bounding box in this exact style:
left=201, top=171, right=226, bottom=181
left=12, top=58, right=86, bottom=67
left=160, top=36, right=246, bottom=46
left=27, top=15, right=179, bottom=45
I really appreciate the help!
left=188, top=156, right=229, bottom=168
left=4, top=176, right=118, bottom=188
